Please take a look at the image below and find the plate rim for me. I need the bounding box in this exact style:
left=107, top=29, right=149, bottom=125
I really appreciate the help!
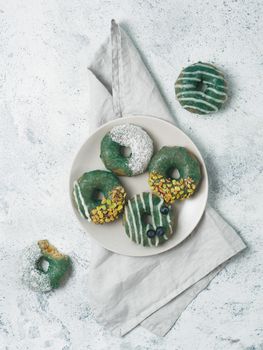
left=69, top=114, right=208, bottom=256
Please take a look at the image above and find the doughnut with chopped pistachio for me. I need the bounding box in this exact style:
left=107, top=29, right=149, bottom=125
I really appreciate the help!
left=100, top=124, right=154, bottom=176
left=148, top=146, right=201, bottom=204
left=123, top=192, right=175, bottom=247
left=175, top=62, right=228, bottom=114
left=73, top=170, right=126, bottom=224
left=21, top=240, right=71, bottom=292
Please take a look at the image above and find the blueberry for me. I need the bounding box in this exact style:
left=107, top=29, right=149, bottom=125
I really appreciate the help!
left=160, top=206, right=169, bottom=215
left=146, top=229, right=156, bottom=238
left=156, top=226, right=165, bottom=237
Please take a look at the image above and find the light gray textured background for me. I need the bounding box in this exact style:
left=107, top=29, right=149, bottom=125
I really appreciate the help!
left=0, top=0, right=262, bottom=349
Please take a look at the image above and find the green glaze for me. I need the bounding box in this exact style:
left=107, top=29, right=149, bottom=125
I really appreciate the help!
left=40, top=254, right=70, bottom=289
left=37, top=241, right=71, bottom=289
left=148, top=146, right=201, bottom=184
left=123, top=192, right=175, bottom=247
left=175, top=62, right=228, bottom=114
left=100, top=133, right=132, bottom=176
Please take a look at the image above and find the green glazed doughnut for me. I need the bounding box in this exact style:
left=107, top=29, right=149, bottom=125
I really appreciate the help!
left=123, top=192, right=175, bottom=247
left=21, top=240, right=71, bottom=292
left=175, top=62, right=228, bottom=114
left=73, top=170, right=126, bottom=224
left=100, top=124, right=154, bottom=176
left=148, top=146, right=201, bottom=204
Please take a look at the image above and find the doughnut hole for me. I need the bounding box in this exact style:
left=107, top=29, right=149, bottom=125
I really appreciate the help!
left=142, top=213, right=154, bottom=226
left=37, top=257, right=49, bottom=273
left=120, top=146, right=132, bottom=158
left=168, top=167, right=180, bottom=180
left=92, top=189, right=105, bottom=202
left=196, top=80, right=207, bottom=93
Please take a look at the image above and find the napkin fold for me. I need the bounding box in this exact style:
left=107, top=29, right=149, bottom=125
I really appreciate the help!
left=87, top=20, right=246, bottom=337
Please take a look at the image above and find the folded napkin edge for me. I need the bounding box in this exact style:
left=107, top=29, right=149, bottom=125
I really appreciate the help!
left=108, top=240, right=246, bottom=337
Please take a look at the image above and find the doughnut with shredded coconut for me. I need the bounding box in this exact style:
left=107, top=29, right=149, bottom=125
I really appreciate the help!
left=100, top=123, right=154, bottom=176
left=21, top=240, right=71, bottom=292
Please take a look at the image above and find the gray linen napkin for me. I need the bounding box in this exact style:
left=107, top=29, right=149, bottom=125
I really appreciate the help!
left=86, top=20, right=246, bottom=337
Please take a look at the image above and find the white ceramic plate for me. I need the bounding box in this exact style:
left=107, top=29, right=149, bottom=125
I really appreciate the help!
left=69, top=115, right=208, bottom=256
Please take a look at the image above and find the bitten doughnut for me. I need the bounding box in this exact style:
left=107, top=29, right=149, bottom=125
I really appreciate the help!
left=73, top=170, right=126, bottom=224
left=100, top=124, right=154, bottom=176
left=148, top=146, right=201, bottom=204
left=21, top=240, right=71, bottom=292
left=175, top=62, right=228, bottom=114
left=123, top=192, right=175, bottom=247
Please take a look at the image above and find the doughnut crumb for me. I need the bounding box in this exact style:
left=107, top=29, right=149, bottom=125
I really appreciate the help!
left=38, top=240, right=65, bottom=259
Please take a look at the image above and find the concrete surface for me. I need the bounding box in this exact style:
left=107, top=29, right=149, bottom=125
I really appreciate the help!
left=0, top=0, right=262, bottom=349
